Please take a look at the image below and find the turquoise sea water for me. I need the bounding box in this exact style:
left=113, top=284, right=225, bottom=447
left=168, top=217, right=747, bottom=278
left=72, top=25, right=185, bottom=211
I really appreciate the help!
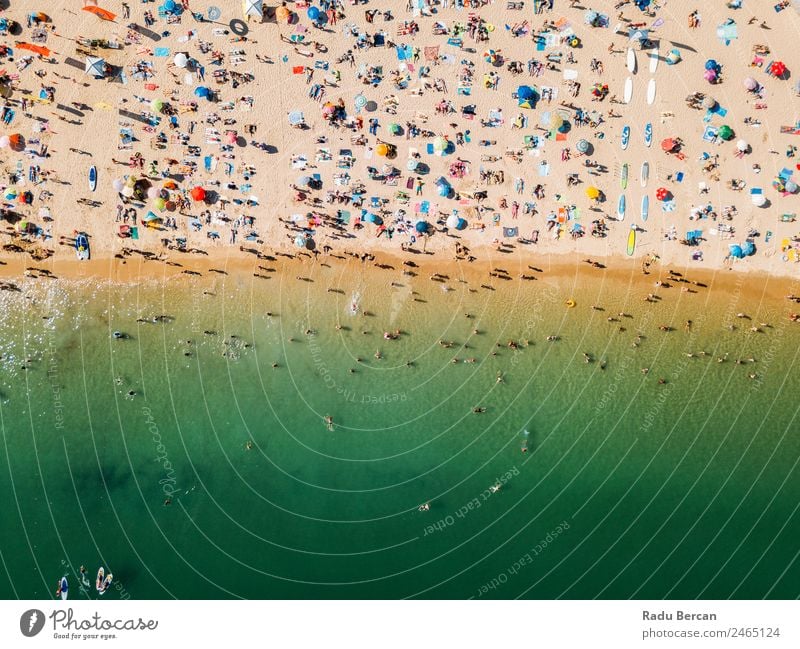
left=0, top=260, right=799, bottom=599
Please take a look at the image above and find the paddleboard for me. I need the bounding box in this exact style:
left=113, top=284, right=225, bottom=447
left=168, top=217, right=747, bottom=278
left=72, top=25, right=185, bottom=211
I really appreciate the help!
left=644, top=122, right=653, bottom=147
left=59, top=576, right=68, bottom=601
left=649, top=46, right=659, bottom=74
left=88, top=166, right=97, bottom=192
left=617, top=194, right=626, bottom=221
left=641, top=195, right=649, bottom=221
left=96, top=567, right=104, bottom=593
left=640, top=162, right=649, bottom=187
left=646, top=78, right=656, bottom=105
left=623, top=77, right=633, bottom=104
left=621, top=125, right=630, bottom=150
left=627, top=225, right=636, bottom=255
left=620, top=163, right=629, bottom=189
left=626, top=48, right=636, bottom=74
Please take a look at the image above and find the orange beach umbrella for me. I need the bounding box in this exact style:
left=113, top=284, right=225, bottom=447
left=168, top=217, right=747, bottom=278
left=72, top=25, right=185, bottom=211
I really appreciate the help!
left=16, top=43, right=51, bottom=57
left=82, top=5, right=117, bottom=21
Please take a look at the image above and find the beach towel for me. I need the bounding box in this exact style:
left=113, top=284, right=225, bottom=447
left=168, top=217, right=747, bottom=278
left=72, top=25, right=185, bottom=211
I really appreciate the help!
left=538, top=162, right=550, bottom=176
left=130, top=227, right=139, bottom=240
left=154, top=47, right=170, bottom=57
left=424, top=46, right=439, bottom=61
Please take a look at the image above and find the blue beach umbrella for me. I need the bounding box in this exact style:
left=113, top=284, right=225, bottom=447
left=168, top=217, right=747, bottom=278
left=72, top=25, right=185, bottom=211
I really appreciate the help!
left=705, top=59, right=718, bottom=71
left=729, top=244, right=744, bottom=258
left=194, top=86, right=211, bottom=98
left=307, top=6, right=320, bottom=20
left=415, top=220, right=429, bottom=234
left=165, top=0, right=177, bottom=12
left=294, top=235, right=307, bottom=248
left=741, top=241, right=755, bottom=256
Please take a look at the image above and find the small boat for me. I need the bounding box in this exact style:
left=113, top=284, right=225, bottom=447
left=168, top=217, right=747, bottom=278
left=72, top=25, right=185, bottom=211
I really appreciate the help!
left=626, top=48, right=637, bottom=74
left=57, top=576, right=68, bottom=600
left=623, top=77, right=633, bottom=104
left=621, top=125, right=630, bottom=150
left=649, top=46, right=659, bottom=74
left=627, top=225, right=636, bottom=256
left=75, top=232, right=90, bottom=260
left=620, top=163, right=629, bottom=189
left=640, top=162, right=649, bottom=187
left=617, top=194, right=626, bottom=221
left=641, top=195, right=649, bottom=221
left=88, top=166, right=97, bottom=192
left=646, top=78, right=656, bottom=105
left=644, top=122, right=653, bottom=147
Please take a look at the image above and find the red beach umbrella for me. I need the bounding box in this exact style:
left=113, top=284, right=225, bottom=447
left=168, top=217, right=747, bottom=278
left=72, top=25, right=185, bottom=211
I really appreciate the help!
left=190, top=186, right=206, bottom=201
left=655, top=187, right=670, bottom=201
left=660, top=138, right=676, bottom=152
left=769, top=61, right=786, bottom=78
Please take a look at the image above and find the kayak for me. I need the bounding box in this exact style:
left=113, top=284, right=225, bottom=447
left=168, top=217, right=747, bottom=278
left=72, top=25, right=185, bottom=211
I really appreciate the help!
left=644, top=122, right=653, bottom=147
left=627, top=225, right=636, bottom=255
left=621, top=163, right=629, bottom=190
left=88, top=166, right=97, bottom=192
left=621, top=125, right=630, bottom=150
left=617, top=194, right=626, bottom=221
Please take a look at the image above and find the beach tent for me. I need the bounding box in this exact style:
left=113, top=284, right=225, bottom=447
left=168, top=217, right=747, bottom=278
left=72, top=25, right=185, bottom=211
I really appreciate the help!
left=243, top=0, right=263, bottom=20
left=85, top=56, right=106, bottom=79
left=81, top=5, right=117, bottom=21
left=516, top=85, right=538, bottom=109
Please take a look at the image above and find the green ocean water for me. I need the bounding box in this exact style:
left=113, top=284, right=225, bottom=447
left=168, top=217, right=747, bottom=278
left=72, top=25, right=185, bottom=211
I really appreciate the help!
left=0, top=261, right=799, bottom=599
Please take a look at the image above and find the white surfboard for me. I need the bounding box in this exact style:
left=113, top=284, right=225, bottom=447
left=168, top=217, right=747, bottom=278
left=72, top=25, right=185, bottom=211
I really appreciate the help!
left=623, top=77, right=633, bottom=104
left=640, top=162, right=649, bottom=188
left=649, top=46, right=659, bottom=74
left=626, top=48, right=637, bottom=74
left=646, top=78, right=656, bottom=105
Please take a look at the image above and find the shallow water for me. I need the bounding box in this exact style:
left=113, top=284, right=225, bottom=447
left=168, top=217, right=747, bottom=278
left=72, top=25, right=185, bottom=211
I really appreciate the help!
left=0, top=263, right=799, bottom=599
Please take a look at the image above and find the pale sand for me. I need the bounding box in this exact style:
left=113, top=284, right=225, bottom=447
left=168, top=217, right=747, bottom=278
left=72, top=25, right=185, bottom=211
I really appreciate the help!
left=1, top=1, right=799, bottom=280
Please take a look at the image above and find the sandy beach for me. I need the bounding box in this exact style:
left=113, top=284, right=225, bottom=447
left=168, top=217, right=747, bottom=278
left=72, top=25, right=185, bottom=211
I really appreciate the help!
left=0, top=0, right=797, bottom=285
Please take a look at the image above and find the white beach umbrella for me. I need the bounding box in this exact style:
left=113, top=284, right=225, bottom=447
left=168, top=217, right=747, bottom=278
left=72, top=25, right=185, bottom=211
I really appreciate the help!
left=174, top=52, right=188, bottom=68
left=243, top=0, right=263, bottom=19
left=736, top=139, right=749, bottom=152
left=84, top=56, right=106, bottom=78
left=446, top=213, right=460, bottom=229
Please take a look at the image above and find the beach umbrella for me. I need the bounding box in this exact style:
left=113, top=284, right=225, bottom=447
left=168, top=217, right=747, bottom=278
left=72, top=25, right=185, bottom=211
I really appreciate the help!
left=112, top=178, right=124, bottom=192
left=190, top=186, right=206, bottom=201
left=164, top=0, right=177, bottom=11
left=8, top=133, right=22, bottom=149
left=276, top=5, right=291, bottom=22
left=307, top=6, right=320, bottom=20
left=655, top=187, right=670, bottom=201
left=772, top=177, right=786, bottom=192
left=243, top=0, right=263, bottom=19
left=15, top=220, right=28, bottom=232
left=704, top=69, right=717, bottom=82
left=294, top=234, right=307, bottom=248
left=150, top=98, right=164, bottom=113
left=415, top=220, right=430, bottom=234
left=153, top=197, right=166, bottom=211
left=437, top=183, right=450, bottom=197
left=194, top=86, right=211, bottom=99
left=446, top=213, right=460, bottom=229
left=389, top=123, right=401, bottom=135
left=121, top=185, right=134, bottom=198
left=705, top=59, right=719, bottom=71
left=353, top=94, right=367, bottom=112
left=4, top=188, right=17, bottom=200
left=718, top=125, right=734, bottom=140
left=376, top=143, right=389, bottom=157
left=666, top=49, right=681, bottom=65
left=736, top=139, right=749, bottom=153
left=576, top=139, right=590, bottom=154
left=769, top=61, right=787, bottom=78
left=146, top=187, right=159, bottom=199
left=743, top=77, right=757, bottom=91
left=517, top=85, right=535, bottom=99
left=297, top=176, right=312, bottom=187
left=784, top=180, right=798, bottom=194
left=456, top=218, right=467, bottom=230
left=751, top=193, right=767, bottom=207
left=84, top=56, right=106, bottom=78
left=17, top=43, right=51, bottom=58
left=433, top=136, right=448, bottom=152
left=661, top=138, right=676, bottom=152
left=741, top=241, right=755, bottom=256
left=174, top=52, right=188, bottom=68
left=82, top=5, right=117, bottom=21
left=585, top=186, right=600, bottom=200
left=226, top=130, right=237, bottom=145
left=729, top=244, right=744, bottom=259
left=287, top=110, right=304, bottom=126
left=702, top=96, right=717, bottom=109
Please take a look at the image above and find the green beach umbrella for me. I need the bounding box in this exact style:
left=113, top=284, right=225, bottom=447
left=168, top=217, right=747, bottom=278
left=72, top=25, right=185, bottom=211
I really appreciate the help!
left=718, top=125, right=734, bottom=140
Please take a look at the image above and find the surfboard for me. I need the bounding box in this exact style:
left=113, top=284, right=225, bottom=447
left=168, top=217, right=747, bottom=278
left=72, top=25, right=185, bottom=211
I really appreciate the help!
left=640, top=162, right=649, bottom=187
left=59, top=577, right=68, bottom=601
left=649, top=46, right=659, bottom=74
left=88, top=166, right=97, bottom=192
left=617, top=194, right=626, bottom=221
left=644, top=122, right=653, bottom=147
left=621, top=163, right=629, bottom=189
left=621, top=125, right=630, bottom=150
left=626, top=48, right=636, bottom=74
left=627, top=225, right=636, bottom=255
left=646, top=78, right=656, bottom=105
left=623, top=77, right=633, bottom=104
left=641, top=195, right=649, bottom=221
